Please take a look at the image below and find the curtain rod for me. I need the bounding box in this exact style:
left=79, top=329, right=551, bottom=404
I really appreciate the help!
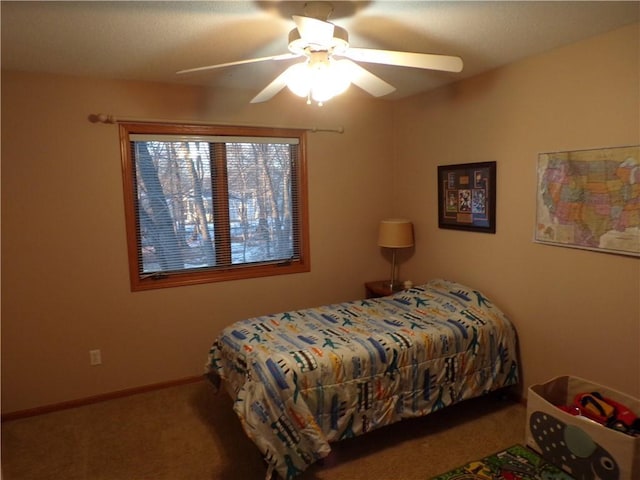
left=88, top=113, right=344, bottom=134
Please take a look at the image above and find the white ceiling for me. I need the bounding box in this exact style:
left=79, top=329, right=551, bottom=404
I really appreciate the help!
left=2, top=1, right=638, bottom=101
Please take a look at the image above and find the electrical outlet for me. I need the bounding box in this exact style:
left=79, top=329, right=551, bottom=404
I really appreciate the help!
left=89, top=349, right=102, bottom=366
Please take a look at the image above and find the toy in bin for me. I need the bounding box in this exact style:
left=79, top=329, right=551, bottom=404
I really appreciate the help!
left=570, top=391, right=640, bottom=436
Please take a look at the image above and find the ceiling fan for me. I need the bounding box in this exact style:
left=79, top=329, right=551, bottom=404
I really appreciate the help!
left=177, top=1, right=463, bottom=105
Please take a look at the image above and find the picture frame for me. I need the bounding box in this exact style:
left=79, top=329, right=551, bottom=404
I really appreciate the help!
left=437, top=161, right=496, bottom=233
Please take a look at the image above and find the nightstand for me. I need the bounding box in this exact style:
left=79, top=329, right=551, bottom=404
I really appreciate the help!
left=365, top=280, right=402, bottom=298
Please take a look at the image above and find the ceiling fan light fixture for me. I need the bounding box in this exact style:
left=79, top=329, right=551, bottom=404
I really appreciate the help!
left=286, top=55, right=351, bottom=105
left=311, top=59, right=351, bottom=101
left=286, top=62, right=313, bottom=97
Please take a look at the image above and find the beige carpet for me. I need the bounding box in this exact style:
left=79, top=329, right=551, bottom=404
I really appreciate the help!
left=2, top=380, right=526, bottom=479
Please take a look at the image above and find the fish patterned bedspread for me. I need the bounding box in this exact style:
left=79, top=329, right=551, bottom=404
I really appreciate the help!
left=206, top=279, right=519, bottom=479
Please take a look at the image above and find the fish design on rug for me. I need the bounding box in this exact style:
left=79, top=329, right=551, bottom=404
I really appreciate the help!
left=529, top=411, right=619, bottom=480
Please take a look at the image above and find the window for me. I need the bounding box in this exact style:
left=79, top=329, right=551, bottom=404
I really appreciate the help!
left=119, top=123, right=310, bottom=291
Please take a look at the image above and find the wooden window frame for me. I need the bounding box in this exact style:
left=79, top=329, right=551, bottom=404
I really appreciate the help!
left=119, top=122, right=310, bottom=291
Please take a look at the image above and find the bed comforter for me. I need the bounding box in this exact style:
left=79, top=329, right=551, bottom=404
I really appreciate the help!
left=206, top=279, right=519, bottom=479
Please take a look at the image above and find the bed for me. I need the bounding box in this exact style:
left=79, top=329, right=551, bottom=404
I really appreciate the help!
left=205, top=278, right=519, bottom=479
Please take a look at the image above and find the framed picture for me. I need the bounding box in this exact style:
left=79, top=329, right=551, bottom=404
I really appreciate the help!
left=437, top=161, right=496, bottom=233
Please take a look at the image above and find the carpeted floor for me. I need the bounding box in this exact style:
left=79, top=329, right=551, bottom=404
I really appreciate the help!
left=2, top=380, right=526, bottom=479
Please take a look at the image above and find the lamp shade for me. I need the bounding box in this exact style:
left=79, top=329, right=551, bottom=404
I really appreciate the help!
left=378, top=219, right=414, bottom=248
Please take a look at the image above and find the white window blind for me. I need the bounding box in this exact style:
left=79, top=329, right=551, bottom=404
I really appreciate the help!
left=127, top=132, right=303, bottom=280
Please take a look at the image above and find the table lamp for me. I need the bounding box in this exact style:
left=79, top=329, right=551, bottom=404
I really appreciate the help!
left=378, top=219, right=414, bottom=291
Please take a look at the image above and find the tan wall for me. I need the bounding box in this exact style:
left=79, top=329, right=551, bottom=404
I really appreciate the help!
left=394, top=23, right=640, bottom=397
left=0, top=74, right=395, bottom=413
left=2, top=23, right=639, bottom=414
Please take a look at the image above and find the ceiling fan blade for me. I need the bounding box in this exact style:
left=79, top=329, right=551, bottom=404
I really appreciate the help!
left=341, top=48, right=463, bottom=73
left=250, top=65, right=296, bottom=104
left=292, top=15, right=334, bottom=47
left=177, top=53, right=299, bottom=75
left=338, top=59, right=395, bottom=98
